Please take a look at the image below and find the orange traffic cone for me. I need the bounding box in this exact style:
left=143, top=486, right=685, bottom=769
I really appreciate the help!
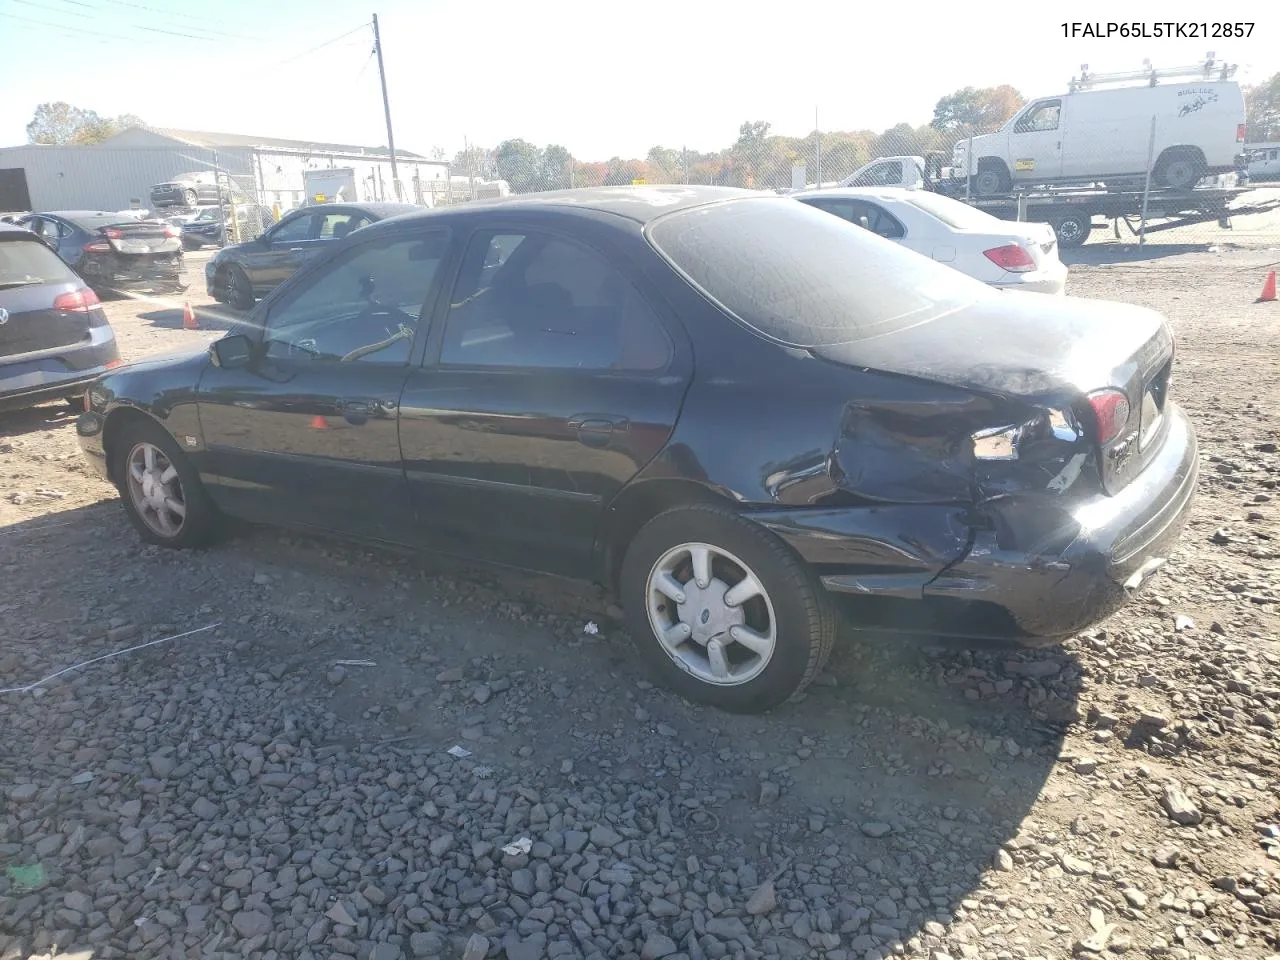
left=182, top=301, right=200, bottom=330
left=309, top=415, right=328, bottom=430
left=1260, top=270, right=1277, bottom=303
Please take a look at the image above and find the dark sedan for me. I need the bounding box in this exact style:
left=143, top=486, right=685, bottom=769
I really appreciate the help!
left=16, top=211, right=185, bottom=295
left=181, top=204, right=275, bottom=250
left=76, top=186, right=1196, bottom=713
left=151, top=171, right=232, bottom=208
left=205, top=201, right=418, bottom=310
left=1, top=223, right=121, bottom=413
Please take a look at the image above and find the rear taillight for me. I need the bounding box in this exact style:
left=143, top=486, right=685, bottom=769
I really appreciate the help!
left=103, top=227, right=123, bottom=239
left=164, top=226, right=180, bottom=238
left=105, top=358, right=124, bottom=369
left=983, top=243, right=1036, bottom=273
left=83, top=240, right=111, bottom=253
left=1237, top=123, right=1246, bottom=143
left=1087, top=389, right=1131, bottom=445
left=53, top=288, right=101, bottom=313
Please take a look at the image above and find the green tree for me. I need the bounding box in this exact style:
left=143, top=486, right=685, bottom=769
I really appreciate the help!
left=646, top=146, right=683, bottom=182
left=930, top=85, right=1025, bottom=133
left=1245, top=72, right=1280, bottom=141
left=493, top=138, right=544, bottom=193
left=26, top=102, right=147, bottom=145
left=539, top=144, right=573, bottom=190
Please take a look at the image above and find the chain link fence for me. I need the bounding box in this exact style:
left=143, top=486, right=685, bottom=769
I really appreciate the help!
left=427, top=128, right=1280, bottom=251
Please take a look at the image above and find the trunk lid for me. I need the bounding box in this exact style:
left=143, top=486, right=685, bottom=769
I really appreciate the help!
left=0, top=234, right=95, bottom=359
left=99, top=219, right=180, bottom=255
left=811, top=294, right=1175, bottom=495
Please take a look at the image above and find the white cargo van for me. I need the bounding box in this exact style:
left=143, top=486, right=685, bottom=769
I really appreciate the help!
left=956, top=58, right=1246, bottom=196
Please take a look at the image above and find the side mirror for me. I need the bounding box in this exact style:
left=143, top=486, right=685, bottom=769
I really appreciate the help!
left=210, top=334, right=254, bottom=369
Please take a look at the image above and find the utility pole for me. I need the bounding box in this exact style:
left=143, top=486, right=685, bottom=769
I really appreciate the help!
left=815, top=106, right=821, bottom=189
left=372, top=14, right=400, bottom=200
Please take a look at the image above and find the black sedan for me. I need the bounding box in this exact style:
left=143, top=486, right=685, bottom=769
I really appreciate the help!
left=15, top=211, right=185, bottom=295
left=1, top=223, right=121, bottom=413
left=76, top=186, right=1196, bottom=713
left=205, top=201, right=418, bottom=310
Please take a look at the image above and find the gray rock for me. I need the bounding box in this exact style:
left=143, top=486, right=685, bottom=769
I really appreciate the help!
left=231, top=910, right=271, bottom=938
left=511, top=868, right=535, bottom=896
left=745, top=879, right=777, bottom=916
left=9, top=783, right=38, bottom=803
left=706, top=917, right=749, bottom=940
left=430, top=833, right=456, bottom=857
left=148, top=752, right=176, bottom=778
left=410, top=932, right=446, bottom=957
left=462, top=933, right=490, bottom=960
left=1161, top=782, right=1202, bottom=826
left=370, top=946, right=403, bottom=960
left=642, top=933, right=679, bottom=959
left=191, top=796, right=219, bottom=819
left=564, top=830, right=589, bottom=853
left=589, top=824, right=622, bottom=848
left=993, top=849, right=1014, bottom=871
left=649, top=897, right=680, bottom=917
left=860, top=821, right=892, bottom=838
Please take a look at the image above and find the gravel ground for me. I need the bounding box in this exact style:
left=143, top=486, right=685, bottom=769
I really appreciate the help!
left=2, top=247, right=1280, bottom=960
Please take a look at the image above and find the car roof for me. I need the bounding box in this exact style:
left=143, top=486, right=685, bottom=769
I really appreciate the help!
left=0, top=221, right=42, bottom=238
left=296, top=202, right=420, bottom=218
left=385, top=186, right=764, bottom=227
left=793, top=187, right=919, bottom=203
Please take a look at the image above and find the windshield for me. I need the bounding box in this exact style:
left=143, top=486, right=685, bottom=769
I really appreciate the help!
left=900, top=192, right=1005, bottom=230
left=0, top=236, right=79, bottom=288
left=647, top=196, right=991, bottom=348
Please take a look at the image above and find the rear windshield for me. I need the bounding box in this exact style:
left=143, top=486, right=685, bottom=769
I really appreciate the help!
left=67, top=214, right=144, bottom=230
left=0, top=236, right=78, bottom=288
left=900, top=191, right=1004, bottom=230
left=647, top=196, right=991, bottom=348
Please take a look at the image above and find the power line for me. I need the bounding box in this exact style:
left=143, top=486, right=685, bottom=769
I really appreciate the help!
left=265, top=22, right=373, bottom=69
left=10, top=0, right=265, bottom=42
left=0, top=9, right=170, bottom=43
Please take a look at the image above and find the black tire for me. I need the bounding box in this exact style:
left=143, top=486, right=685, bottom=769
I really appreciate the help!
left=183, top=188, right=198, bottom=207
left=182, top=238, right=202, bottom=251
left=620, top=504, right=836, bottom=713
left=1053, top=213, right=1091, bottom=249
left=973, top=164, right=1010, bottom=197
left=223, top=264, right=254, bottom=310
left=1157, top=152, right=1204, bottom=190
left=111, top=417, right=218, bottom=549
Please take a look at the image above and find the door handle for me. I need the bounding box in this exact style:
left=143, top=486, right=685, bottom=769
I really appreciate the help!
left=569, top=415, right=628, bottom=447
left=340, top=398, right=395, bottom=417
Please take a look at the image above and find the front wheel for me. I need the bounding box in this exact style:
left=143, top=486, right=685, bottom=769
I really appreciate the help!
left=222, top=264, right=254, bottom=310
left=621, top=504, right=836, bottom=713
left=113, top=418, right=218, bottom=548
left=183, top=188, right=198, bottom=207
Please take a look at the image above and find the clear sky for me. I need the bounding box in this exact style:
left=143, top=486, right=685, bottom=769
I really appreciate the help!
left=0, top=0, right=1276, bottom=159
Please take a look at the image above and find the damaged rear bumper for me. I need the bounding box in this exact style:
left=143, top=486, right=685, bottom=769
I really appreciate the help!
left=755, top=405, right=1198, bottom=644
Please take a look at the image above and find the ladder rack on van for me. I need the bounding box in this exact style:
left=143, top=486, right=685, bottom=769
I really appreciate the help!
left=1069, top=54, right=1237, bottom=92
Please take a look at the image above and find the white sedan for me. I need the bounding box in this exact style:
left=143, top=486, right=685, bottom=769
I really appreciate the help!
left=794, top=187, right=1068, bottom=295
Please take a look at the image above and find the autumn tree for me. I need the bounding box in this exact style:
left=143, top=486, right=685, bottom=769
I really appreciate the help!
left=1245, top=72, right=1280, bottom=141
left=26, top=102, right=147, bottom=145
left=930, top=85, right=1025, bottom=133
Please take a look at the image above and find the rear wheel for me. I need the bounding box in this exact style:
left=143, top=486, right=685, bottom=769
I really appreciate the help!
left=1157, top=152, right=1205, bottom=190
left=621, top=504, right=836, bottom=713
left=183, top=188, right=198, bottom=206
left=113, top=418, right=218, bottom=548
left=1052, top=213, right=1091, bottom=249
left=223, top=264, right=254, bottom=310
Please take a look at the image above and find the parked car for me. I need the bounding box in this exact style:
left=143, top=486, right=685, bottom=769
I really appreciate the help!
left=15, top=211, right=185, bottom=295
left=206, top=201, right=417, bottom=310
left=1, top=223, right=121, bottom=413
left=77, top=186, right=1196, bottom=713
left=151, top=171, right=232, bottom=208
left=181, top=204, right=275, bottom=250
left=795, top=187, right=1068, bottom=294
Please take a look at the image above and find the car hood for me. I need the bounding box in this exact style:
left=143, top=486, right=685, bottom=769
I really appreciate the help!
left=111, top=345, right=209, bottom=377
left=212, top=240, right=258, bottom=260
left=811, top=292, right=1170, bottom=401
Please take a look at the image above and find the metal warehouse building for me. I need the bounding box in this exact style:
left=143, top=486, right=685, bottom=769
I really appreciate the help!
left=0, top=126, right=451, bottom=213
